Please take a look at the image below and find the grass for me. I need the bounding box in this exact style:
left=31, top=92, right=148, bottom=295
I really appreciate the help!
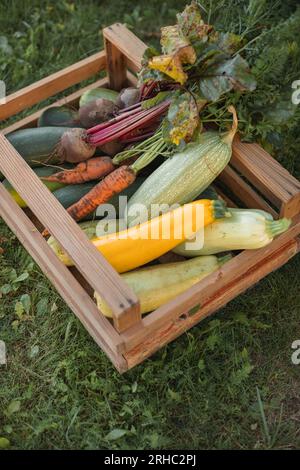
left=1, top=0, right=300, bottom=450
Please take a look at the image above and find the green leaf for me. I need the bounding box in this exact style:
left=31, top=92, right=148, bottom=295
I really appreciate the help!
left=12, top=271, right=29, bottom=284
left=14, top=301, right=24, bottom=319
left=199, top=54, right=257, bottom=101
left=177, top=1, right=212, bottom=43
left=0, top=437, right=10, bottom=449
left=162, top=91, right=199, bottom=145
left=1, top=284, right=12, bottom=295
left=141, top=91, right=172, bottom=110
left=105, top=429, right=127, bottom=441
left=36, top=297, right=48, bottom=315
left=20, top=294, right=31, bottom=314
left=7, top=400, right=21, bottom=415
left=29, top=345, right=39, bottom=359
left=0, top=36, right=12, bottom=55
left=167, top=388, right=181, bottom=402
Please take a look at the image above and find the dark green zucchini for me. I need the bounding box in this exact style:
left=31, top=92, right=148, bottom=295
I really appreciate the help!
left=38, top=106, right=80, bottom=128
left=6, top=126, right=75, bottom=166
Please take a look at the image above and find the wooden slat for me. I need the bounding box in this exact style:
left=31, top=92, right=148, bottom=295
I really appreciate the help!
left=2, top=70, right=137, bottom=135
left=1, top=78, right=109, bottom=135
left=232, top=138, right=300, bottom=216
left=121, top=214, right=300, bottom=351
left=104, top=34, right=127, bottom=90
left=218, top=165, right=278, bottom=217
left=0, top=51, right=106, bottom=121
left=102, top=24, right=147, bottom=74
left=0, top=133, right=140, bottom=331
left=124, top=238, right=299, bottom=369
left=0, top=183, right=127, bottom=371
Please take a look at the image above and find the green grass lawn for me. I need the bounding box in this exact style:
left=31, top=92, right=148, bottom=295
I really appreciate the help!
left=1, top=0, right=300, bottom=450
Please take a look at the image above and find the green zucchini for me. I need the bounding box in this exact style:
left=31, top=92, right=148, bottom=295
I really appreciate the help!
left=79, top=87, right=118, bottom=108
left=38, top=106, right=80, bottom=128
left=6, top=126, right=74, bottom=167
left=127, top=107, right=238, bottom=226
left=2, top=165, right=71, bottom=208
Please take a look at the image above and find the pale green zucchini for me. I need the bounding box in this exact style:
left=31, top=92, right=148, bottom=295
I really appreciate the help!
left=94, top=254, right=232, bottom=317
left=173, top=209, right=291, bottom=256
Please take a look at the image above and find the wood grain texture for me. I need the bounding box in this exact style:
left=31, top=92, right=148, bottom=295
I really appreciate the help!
left=124, top=238, right=299, bottom=369
left=121, top=214, right=300, bottom=351
left=0, top=182, right=128, bottom=370
left=218, top=165, right=278, bottom=217
left=1, top=78, right=109, bottom=135
left=104, top=36, right=127, bottom=91
left=232, top=138, right=300, bottom=216
left=0, top=133, right=140, bottom=330
left=0, top=52, right=106, bottom=121
left=103, top=23, right=147, bottom=74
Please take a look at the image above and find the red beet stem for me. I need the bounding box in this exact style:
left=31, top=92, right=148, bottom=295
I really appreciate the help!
left=89, top=103, right=169, bottom=146
left=88, top=101, right=170, bottom=146
left=86, top=104, right=143, bottom=136
left=118, top=102, right=142, bottom=114
left=88, top=108, right=152, bottom=144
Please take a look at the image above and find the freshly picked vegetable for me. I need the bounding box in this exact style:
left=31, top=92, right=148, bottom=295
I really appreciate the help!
left=95, top=254, right=232, bottom=317
left=173, top=209, right=292, bottom=256
left=79, top=87, right=118, bottom=107
left=2, top=166, right=70, bottom=208
left=79, top=98, right=118, bottom=128
left=116, top=87, right=140, bottom=109
left=126, top=106, right=238, bottom=226
left=42, top=156, right=115, bottom=184
left=38, top=106, right=80, bottom=128
left=48, top=199, right=227, bottom=271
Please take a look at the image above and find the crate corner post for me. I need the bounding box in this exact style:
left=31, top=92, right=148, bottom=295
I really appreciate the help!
left=103, top=24, right=127, bottom=91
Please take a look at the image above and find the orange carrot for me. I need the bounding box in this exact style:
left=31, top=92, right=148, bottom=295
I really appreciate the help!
left=67, top=165, right=136, bottom=221
left=42, top=157, right=115, bottom=184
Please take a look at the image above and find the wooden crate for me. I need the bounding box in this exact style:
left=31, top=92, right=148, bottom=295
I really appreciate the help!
left=1, top=24, right=300, bottom=372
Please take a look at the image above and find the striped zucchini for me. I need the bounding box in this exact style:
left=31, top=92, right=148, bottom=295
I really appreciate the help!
left=127, top=107, right=238, bottom=226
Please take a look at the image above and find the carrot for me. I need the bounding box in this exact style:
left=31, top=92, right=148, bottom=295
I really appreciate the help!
left=42, top=156, right=115, bottom=184
left=67, top=165, right=136, bottom=221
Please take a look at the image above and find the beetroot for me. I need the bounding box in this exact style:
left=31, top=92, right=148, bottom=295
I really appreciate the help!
left=116, top=87, right=140, bottom=109
left=59, top=128, right=96, bottom=163
left=79, top=98, right=118, bottom=128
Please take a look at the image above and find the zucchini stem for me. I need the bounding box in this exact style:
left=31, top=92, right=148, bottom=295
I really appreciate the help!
left=265, top=218, right=291, bottom=238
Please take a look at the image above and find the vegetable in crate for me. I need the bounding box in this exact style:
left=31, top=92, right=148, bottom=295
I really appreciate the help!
left=79, top=99, right=118, bottom=128
left=95, top=254, right=232, bottom=317
left=173, top=209, right=292, bottom=256
left=42, top=156, right=115, bottom=184
left=79, top=87, right=118, bottom=107
left=48, top=199, right=226, bottom=272
left=38, top=106, right=80, bottom=128
left=2, top=166, right=70, bottom=208
left=126, top=106, right=238, bottom=226
left=6, top=127, right=73, bottom=167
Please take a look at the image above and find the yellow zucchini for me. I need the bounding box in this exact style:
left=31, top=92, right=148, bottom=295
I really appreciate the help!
left=95, top=254, right=232, bottom=317
left=48, top=199, right=226, bottom=272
